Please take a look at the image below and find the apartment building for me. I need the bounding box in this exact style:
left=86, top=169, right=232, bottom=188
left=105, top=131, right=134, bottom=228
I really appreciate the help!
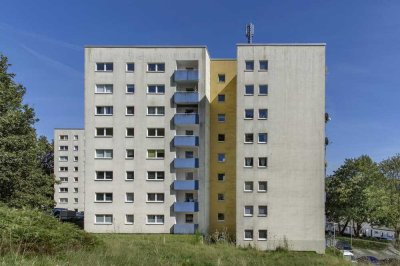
left=54, top=43, right=325, bottom=253
left=54, top=129, right=84, bottom=211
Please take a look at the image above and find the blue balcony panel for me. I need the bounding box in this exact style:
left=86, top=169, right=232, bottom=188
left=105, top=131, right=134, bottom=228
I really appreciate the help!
left=174, top=92, right=199, bottom=104
left=173, top=180, right=199, bottom=190
left=174, top=158, right=199, bottom=169
left=174, top=70, right=199, bottom=82
left=174, top=224, right=199, bottom=234
left=173, top=136, right=199, bottom=147
left=174, top=202, right=199, bottom=212
left=174, top=114, right=199, bottom=125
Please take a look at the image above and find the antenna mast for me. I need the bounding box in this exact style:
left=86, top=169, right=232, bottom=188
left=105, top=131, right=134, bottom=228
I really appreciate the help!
left=245, top=23, right=254, bottom=44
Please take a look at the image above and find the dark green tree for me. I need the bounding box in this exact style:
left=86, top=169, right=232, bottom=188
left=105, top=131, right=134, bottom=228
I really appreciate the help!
left=0, top=54, right=54, bottom=209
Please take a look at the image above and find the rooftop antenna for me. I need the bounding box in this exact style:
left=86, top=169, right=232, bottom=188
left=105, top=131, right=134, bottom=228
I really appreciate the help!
left=245, top=23, right=254, bottom=44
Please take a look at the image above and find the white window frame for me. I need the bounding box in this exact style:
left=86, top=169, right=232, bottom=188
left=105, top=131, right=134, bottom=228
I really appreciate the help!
left=258, top=157, right=268, bottom=168
left=126, top=63, right=135, bottom=72
left=125, top=214, right=134, bottom=224
left=147, top=84, right=165, bottom=94
left=147, top=128, right=165, bottom=137
left=95, top=63, right=113, bottom=72
left=244, top=181, right=253, bottom=192
left=146, top=215, right=164, bottom=224
left=59, top=198, right=68, bottom=204
left=74, top=167, right=78, bottom=172
left=147, top=63, right=165, bottom=72
left=244, top=157, right=253, bottom=168
left=126, top=106, right=135, bottom=116
left=59, top=187, right=68, bottom=193
left=244, top=230, right=254, bottom=240
left=74, top=187, right=78, bottom=193
left=73, top=156, right=78, bottom=162
left=59, top=146, right=68, bottom=151
left=244, top=109, right=254, bottom=119
left=95, top=149, right=113, bottom=159
left=126, top=84, right=135, bottom=94
left=95, top=214, right=113, bottom=224
left=95, top=193, right=113, bottom=203
left=95, top=171, right=113, bottom=181
left=258, top=133, right=268, bottom=144
left=146, top=193, right=164, bottom=203
left=59, top=135, right=68, bottom=141
left=147, top=149, right=165, bottom=159
left=95, top=128, right=113, bottom=137
left=126, top=171, right=134, bottom=181
left=73, top=146, right=78, bottom=151
left=258, top=109, right=268, bottom=120
left=126, top=149, right=134, bottom=159
left=147, top=106, right=165, bottom=116
left=59, top=156, right=68, bottom=162
left=73, top=135, right=79, bottom=140
left=258, top=181, right=268, bottom=192
left=147, top=171, right=165, bottom=181
left=126, top=128, right=134, bottom=137
left=96, top=106, right=113, bottom=116
left=244, top=206, right=254, bottom=217
left=258, top=230, right=268, bottom=240
left=125, top=193, right=134, bottom=203
left=244, top=133, right=254, bottom=144
left=95, top=84, right=113, bottom=94
left=258, top=206, right=268, bottom=217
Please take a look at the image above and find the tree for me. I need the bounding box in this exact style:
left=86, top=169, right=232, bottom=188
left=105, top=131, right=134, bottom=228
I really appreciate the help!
left=326, top=155, right=386, bottom=236
left=379, top=154, right=400, bottom=247
left=0, top=54, right=54, bottom=209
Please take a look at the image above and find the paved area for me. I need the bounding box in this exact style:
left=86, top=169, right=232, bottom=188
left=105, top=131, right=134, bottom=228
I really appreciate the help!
left=353, top=244, right=400, bottom=260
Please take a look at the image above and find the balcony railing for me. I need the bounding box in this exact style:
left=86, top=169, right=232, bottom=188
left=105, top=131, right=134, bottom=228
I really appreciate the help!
left=173, top=224, right=199, bottom=234
left=174, top=201, right=199, bottom=212
left=173, top=158, right=199, bottom=169
left=174, top=113, right=199, bottom=125
left=174, top=92, right=199, bottom=104
left=174, top=70, right=199, bottom=82
left=173, top=180, right=199, bottom=190
left=173, top=136, right=199, bottom=147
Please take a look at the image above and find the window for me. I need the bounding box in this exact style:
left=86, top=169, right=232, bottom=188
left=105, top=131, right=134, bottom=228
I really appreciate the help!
left=126, top=84, right=135, bottom=93
left=259, top=60, right=268, bottom=71
left=74, top=177, right=78, bottom=182
left=147, top=128, right=165, bottom=137
left=59, top=167, right=68, bottom=172
left=217, top=213, right=225, bottom=221
left=126, top=214, right=134, bottom=224
left=217, top=153, right=225, bottom=162
left=147, top=63, right=165, bottom=72
left=126, top=193, right=134, bottom=203
left=217, top=193, right=224, bottom=201
left=59, top=135, right=68, bottom=141
left=147, top=171, right=165, bottom=181
left=96, top=128, right=113, bottom=137
left=218, top=94, right=225, bottom=102
left=185, top=172, right=194, bottom=180
left=74, top=167, right=78, bottom=172
left=217, top=114, right=225, bottom=122
left=147, top=106, right=165, bottom=116
left=258, top=206, right=268, bottom=217
left=126, top=149, right=134, bottom=159
left=258, top=230, right=268, bottom=240
left=126, top=63, right=135, bottom=72
left=96, top=106, right=113, bottom=115
left=147, top=149, right=164, bottom=159
left=218, top=74, right=225, bottom=83
left=59, top=198, right=68, bottom=204
left=218, top=134, right=225, bottom=142
left=147, top=85, right=165, bottom=94
left=126, top=106, right=135, bottom=115
left=244, top=133, right=254, bottom=143
left=126, top=171, right=134, bottom=181
left=95, top=193, right=113, bottom=202
left=59, top=156, right=68, bottom=162
left=258, top=133, right=268, bottom=143
left=95, top=214, right=113, bottom=224
left=60, top=177, right=68, bottom=182
left=96, top=63, right=113, bottom=72
left=258, top=181, right=268, bottom=192
left=185, top=130, right=194, bottom=135
left=245, top=61, right=254, bottom=71
left=74, top=146, right=78, bottom=151
left=74, top=198, right=78, bottom=203
left=259, top=109, right=268, bottom=119
left=245, top=85, right=254, bottom=95
left=95, top=84, right=113, bottom=94
left=244, top=109, right=254, bottom=119
left=74, top=188, right=78, bottom=193
left=217, top=173, right=225, bottom=181
left=126, top=128, right=134, bottom=137
left=244, top=230, right=253, bottom=240
left=74, top=156, right=78, bottom=162
left=95, top=149, right=113, bottom=159
left=95, top=171, right=113, bottom=181
left=185, top=151, right=194, bottom=158
left=74, top=135, right=79, bottom=140
left=244, top=181, right=253, bottom=192
left=59, top=146, right=68, bottom=151
left=258, top=157, right=268, bottom=168
left=147, top=215, right=164, bottom=224
left=244, top=206, right=254, bottom=217
left=259, top=85, right=268, bottom=95
left=244, top=157, right=253, bottom=167
left=59, top=187, right=68, bottom=193
left=185, top=214, right=194, bottom=223
left=147, top=193, right=164, bottom=202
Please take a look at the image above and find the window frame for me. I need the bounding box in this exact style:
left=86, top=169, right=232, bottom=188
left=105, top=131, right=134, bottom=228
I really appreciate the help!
left=244, top=109, right=254, bottom=119
left=244, top=157, right=254, bottom=168
left=126, top=149, right=135, bottom=159
left=147, top=171, right=165, bottom=181
left=245, top=61, right=254, bottom=71
left=244, top=133, right=254, bottom=144
left=147, top=149, right=165, bottom=159
left=244, top=206, right=254, bottom=217
left=147, top=84, right=165, bottom=94
left=126, top=106, right=135, bottom=116
left=217, top=114, right=225, bottom=122
left=95, top=171, right=113, bottom=181
left=147, top=106, right=165, bottom=116
left=217, top=94, right=225, bottom=102
left=146, top=193, right=165, bottom=203
left=126, top=84, right=135, bottom=94
left=125, top=214, right=134, bottom=225
left=147, top=128, right=165, bottom=138
left=126, top=128, right=135, bottom=137
left=244, top=230, right=254, bottom=240
left=95, top=149, right=113, bottom=159
left=244, top=181, right=254, bottom=192
left=126, top=63, right=135, bottom=72
left=245, top=85, right=254, bottom=95
left=95, top=128, right=113, bottom=137
left=258, top=206, right=268, bottom=217
left=217, top=74, right=225, bottom=83
left=258, top=133, right=268, bottom=144
left=95, top=214, right=113, bottom=224
left=217, top=153, right=226, bottom=163
left=258, top=230, right=268, bottom=240
left=217, top=173, right=225, bottom=181
left=95, top=106, right=113, bottom=116
left=217, top=213, right=225, bottom=222
left=258, top=181, right=268, bottom=192
left=259, top=84, right=268, bottom=95
left=95, top=84, right=113, bottom=94
left=146, top=214, right=164, bottom=224
left=95, top=63, right=113, bottom=72
left=258, top=157, right=268, bottom=168
left=259, top=60, right=268, bottom=71
left=258, top=109, right=268, bottom=120
left=147, top=63, right=165, bottom=73
left=125, top=193, right=134, bottom=203
left=126, top=171, right=134, bottom=181
left=95, top=193, right=113, bottom=203
left=217, top=134, right=225, bottom=142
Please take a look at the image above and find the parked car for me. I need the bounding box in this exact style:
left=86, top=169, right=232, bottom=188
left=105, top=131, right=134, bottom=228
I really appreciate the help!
left=357, top=256, right=380, bottom=265
left=335, top=240, right=352, bottom=251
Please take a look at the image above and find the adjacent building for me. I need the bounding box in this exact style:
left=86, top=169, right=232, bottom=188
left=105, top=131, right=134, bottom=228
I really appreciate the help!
left=54, top=43, right=326, bottom=253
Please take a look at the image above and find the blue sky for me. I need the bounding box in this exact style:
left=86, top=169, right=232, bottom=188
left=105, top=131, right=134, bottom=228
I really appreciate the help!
left=1, top=0, right=399, bottom=173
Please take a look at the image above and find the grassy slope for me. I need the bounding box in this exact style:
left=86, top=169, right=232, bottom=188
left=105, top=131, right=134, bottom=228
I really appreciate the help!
left=337, top=236, right=389, bottom=250
left=1, top=234, right=349, bottom=266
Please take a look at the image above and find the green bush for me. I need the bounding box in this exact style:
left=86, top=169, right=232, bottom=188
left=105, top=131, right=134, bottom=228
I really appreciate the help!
left=0, top=205, right=99, bottom=254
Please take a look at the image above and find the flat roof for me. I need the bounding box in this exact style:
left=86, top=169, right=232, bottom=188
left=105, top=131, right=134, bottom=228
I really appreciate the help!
left=54, top=128, right=84, bottom=130
left=237, top=43, right=326, bottom=46
left=85, top=45, right=208, bottom=49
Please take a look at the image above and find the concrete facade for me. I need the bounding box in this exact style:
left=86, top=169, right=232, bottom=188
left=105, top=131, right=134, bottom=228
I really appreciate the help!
left=54, top=129, right=84, bottom=211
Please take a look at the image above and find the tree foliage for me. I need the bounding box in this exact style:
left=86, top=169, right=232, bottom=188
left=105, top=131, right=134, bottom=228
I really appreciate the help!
left=0, top=54, right=54, bottom=209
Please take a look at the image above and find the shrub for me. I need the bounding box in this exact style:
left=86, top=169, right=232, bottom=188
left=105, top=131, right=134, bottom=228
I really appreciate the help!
left=0, top=205, right=99, bottom=254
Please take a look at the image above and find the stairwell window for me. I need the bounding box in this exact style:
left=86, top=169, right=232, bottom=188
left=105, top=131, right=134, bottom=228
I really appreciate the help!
left=218, top=94, right=225, bottom=102
left=217, top=114, right=225, bottom=122
left=217, top=153, right=226, bottom=162
left=218, top=134, right=225, bottom=142
left=147, top=63, right=165, bottom=72
left=95, top=149, right=113, bottom=159
left=147, top=106, right=165, bottom=116
left=96, top=106, right=113, bottom=115
left=218, top=74, right=225, bottom=83
left=147, top=193, right=164, bottom=202
left=217, top=173, right=225, bottom=181
left=95, top=193, right=113, bottom=202
left=95, top=171, right=113, bottom=181
left=147, top=85, right=165, bottom=94
left=95, top=84, right=113, bottom=94
left=147, top=149, right=164, bottom=159
left=147, top=215, right=164, bottom=224
left=217, top=193, right=225, bottom=201
left=217, top=213, right=225, bottom=222
left=96, top=128, right=113, bottom=137
left=95, top=63, right=113, bottom=72
left=147, top=171, right=165, bottom=181
left=95, top=214, right=113, bottom=224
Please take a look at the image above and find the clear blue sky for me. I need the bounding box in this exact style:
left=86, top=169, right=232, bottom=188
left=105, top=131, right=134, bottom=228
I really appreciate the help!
left=1, top=0, right=399, bottom=173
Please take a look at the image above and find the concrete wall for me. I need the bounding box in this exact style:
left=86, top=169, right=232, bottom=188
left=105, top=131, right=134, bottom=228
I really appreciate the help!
left=235, top=44, right=326, bottom=253
left=54, top=129, right=85, bottom=211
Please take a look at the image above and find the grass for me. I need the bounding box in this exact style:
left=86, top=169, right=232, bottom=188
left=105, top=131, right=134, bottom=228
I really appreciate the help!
left=1, top=234, right=350, bottom=266
left=337, top=236, right=389, bottom=250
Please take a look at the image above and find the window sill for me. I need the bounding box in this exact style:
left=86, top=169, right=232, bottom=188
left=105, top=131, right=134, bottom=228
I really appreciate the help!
left=94, top=92, right=113, bottom=94
left=146, top=223, right=164, bottom=225
left=95, top=71, right=113, bottom=73
left=258, top=94, right=268, bottom=96
left=146, top=136, right=165, bottom=138
left=126, top=136, right=134, bottom=138
left=125, top=201, right=134, bottom=203
left=258, top=142, right=267, bottom=144
left=244, top=166, right=253, bottom=168
left=244, top=70, right=254, bottom=72
left=125, top=179, right=134, bottom=181
left=95, top=136, right=113, bottom=138
left=258, top=70, right=268, bottom=72
left=147, top=93, right=165, bottom=95
left=244, top=215, right=253, bottom=217
left=258, top=166, right=268, bottom=168
left=243, top=190, right=253, bottom=193
left=146, top=201, right=164, bottom=203
left=257, top=190, right=267, bottom=193
left=258, top=118, right=268, bottom=120
left=125, top=115, right=135, bottom=116
left=146, top=71, right=165, bottom=73
left=146, top=179, right=165, bottom=182
left=125, top=223, right=134, bottom=225
left=146, top=158, right=164, bottom=160
left=94, top=158, right=113, bottom=160
left=94, top=201, right=113, bottom=203
left=125, top=158, right=134, bottom=160
left=244, top=118, right=254, bottom=120
left=217, top=220, right=225, bottom=223
left=244, top=94, right=254, bottom=96
left=125, top=71, right=134, bottom=73
left=243, top=238, right=253, bottom=241
left=244, top=142, right=254, bottom=144
left=94, top=179, right=113, bottom=181
left=95, top=114, right=113, bottom=116
left=94, top=223, right=113, bottom=225
left=257, top=215, right=268, bottom=217
left=146, top=115, right=165, bottom=116
left=258, top=238, right=267, bottom=241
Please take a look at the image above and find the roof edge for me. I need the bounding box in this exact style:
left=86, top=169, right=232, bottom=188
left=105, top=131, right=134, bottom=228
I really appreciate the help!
left=237, top=43, right=326, bottom=46
left=85, top=45, right=208, bottom=49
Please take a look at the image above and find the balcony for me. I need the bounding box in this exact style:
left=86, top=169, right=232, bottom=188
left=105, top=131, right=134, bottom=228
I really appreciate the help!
left=173, top=180, right=199, bottom=190
left=174, top=158, right=199, bottom=169
left=174, top=202, right=199, bottom=212
left=173, top=136, right=199, bottom=147
left=174, top=113, right=199, bottom=125
left=174, top=224, right=199, bottom=234
left=174, top=92, right=199, bottom=104
left=174, top=70, right=199, bottom=83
